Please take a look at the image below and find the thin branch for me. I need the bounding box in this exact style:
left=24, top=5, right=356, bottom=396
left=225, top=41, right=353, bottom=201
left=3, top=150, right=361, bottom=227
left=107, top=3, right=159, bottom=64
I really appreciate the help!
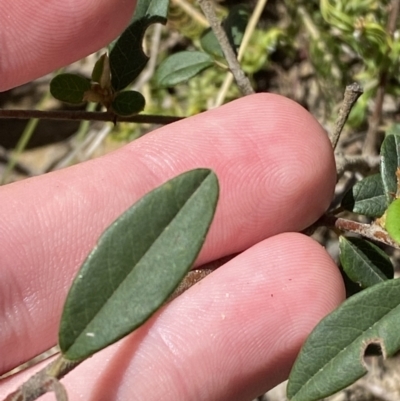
left=214, top=0, right=267, bottom=107
left=0, top=109, right=182, bottom=124
left=315, top=215, right=400, bottom=250
left=3, top=356, right=81, bottom=401
left=362, top=0, right=400, bottom=155
left=197, top=0, right=254, bottom=96
left=330, top=82, right=363, bottom=150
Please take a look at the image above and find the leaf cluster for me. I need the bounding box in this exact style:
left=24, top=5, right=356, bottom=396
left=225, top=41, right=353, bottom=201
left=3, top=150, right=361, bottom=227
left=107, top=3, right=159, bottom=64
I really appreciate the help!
left=287, top=131, right=400, bottom=400
left=50, top=1, right=170, bottom=117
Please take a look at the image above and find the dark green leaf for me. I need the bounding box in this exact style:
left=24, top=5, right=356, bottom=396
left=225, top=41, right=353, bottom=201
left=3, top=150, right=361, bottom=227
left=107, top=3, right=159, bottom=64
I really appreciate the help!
left=200, top=5, right=249, bottom=58
left=287, top=279, right=400, bottom=401
left=50, top=73, right=91, bottom=104
left=380, top=133, right=400, bottom=204
left=155, top=51, right=214, bottom=88
left=341, top=174, right=386, bottom=217
left=339, top=236, right=393, bottom=289
left=59, top=169, right=219, bottom=361
left=111, top=91, right=146, bottom=116
left=223, top=5, right=250, bottom=53
left=109, top=0, right=169, bottom=90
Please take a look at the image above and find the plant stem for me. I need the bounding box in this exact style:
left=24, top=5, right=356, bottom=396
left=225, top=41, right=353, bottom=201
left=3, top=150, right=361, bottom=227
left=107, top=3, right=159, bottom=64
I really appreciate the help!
left=330, top=82, right=363, bottom=150
left=0, top=109, right=182, bottom=124
left=314, top=215, right=400, bottom=250
left=214, top=0, right=267, bottom=107
left=3, top=356, right=81, bottom=401
left=197, top=0, right=254, bottom=96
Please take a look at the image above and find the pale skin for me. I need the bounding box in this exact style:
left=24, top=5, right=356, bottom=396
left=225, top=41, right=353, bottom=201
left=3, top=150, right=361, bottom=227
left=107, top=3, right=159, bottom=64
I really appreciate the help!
left=0, top=1, right=345, bottom=400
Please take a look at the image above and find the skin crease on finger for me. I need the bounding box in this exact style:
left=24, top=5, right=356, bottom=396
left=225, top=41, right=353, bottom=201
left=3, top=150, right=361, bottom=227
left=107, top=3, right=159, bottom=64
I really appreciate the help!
left=0, top=94, right=337, bottom=375
left=0, top=0, right=136, bottom=91
left=0, top=233, right=345, bottom=401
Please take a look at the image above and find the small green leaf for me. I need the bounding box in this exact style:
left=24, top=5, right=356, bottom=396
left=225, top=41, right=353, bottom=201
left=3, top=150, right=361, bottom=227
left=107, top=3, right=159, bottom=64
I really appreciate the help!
left=339, top=236, right=393, bottom=289
left=155, top=51, right=214, bottom=88
left=92, top=54, right=106, bottom=84
left=287, top=278, right=400, bottom=401
left=50, top=73, right=91, bottom=104
left=380, top=133, right=400, bottom=204
left=109, top=0, right=169, bottom=91
left=200, top=28, right=225, bottom=59
left=341, top=174, right=386, bottom=217
left=92, top=53, right=111, bottom=89
left=385, top=198, right=400, bottom=243
left=111, top=91, right=146, bottom=116
left=59, top=169, right=219, bottom=361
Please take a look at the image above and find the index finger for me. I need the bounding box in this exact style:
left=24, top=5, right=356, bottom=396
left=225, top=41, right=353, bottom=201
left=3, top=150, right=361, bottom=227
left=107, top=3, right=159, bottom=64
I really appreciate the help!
left=0, top=0, right=136, bottom=91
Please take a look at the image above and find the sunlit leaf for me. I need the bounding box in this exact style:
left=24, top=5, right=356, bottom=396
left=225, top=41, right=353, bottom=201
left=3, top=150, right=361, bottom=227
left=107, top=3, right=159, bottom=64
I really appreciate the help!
left=287, top=279, right=400, bottom=401
left=111, top=91, right=146, bottom=116
left=341, top=174, right=386, bottom=217
left=385, top=198, right=400, bottom=243
left=59, top=169, right=219, bottom=361
left=380, top=133, right=400, bottom=204
left=50, top=74, right=91, bottom=104
left=339, top=236, right=393, bottom=289
left=155, top=51, right=214, bottom=88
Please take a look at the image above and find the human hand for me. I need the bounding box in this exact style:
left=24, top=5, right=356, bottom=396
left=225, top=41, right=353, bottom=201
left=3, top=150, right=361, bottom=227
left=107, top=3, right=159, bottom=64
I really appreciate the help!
left=0, top=1, right=345, bottom=400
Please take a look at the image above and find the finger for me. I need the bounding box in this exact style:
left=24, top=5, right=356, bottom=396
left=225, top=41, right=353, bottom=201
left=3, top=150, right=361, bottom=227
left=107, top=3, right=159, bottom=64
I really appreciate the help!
left=0, top=234, right=345, bottom=401
left=0, top=0, right=136, bottom=91
left=0, top=94, right=336, bottom=373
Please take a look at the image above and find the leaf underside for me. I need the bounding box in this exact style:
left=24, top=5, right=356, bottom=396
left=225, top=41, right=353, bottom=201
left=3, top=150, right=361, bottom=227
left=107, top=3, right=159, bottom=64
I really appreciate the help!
left=339, top=236, right=393, bottom=289
left=287, top=279, right=400, bottom=401
left=59, top=168, right=219, bottom=361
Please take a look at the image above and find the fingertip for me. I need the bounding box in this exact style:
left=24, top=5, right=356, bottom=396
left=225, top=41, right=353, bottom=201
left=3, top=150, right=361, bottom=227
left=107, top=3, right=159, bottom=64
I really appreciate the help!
left=0, top=0, right=136, bottom=91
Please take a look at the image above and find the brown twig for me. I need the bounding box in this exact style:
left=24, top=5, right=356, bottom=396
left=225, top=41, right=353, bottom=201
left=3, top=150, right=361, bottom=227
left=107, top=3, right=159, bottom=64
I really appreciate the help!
left=362, top=0, right=400, bottom=155
left=197, top=0, right=254, bottom=96
left=315, top=215, right=400, bottom=250
left=0, top=109, right=182, bottom=124
left=3, top=356, right=81, bottom=401
left=330, top=83, right=363, bottom=150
